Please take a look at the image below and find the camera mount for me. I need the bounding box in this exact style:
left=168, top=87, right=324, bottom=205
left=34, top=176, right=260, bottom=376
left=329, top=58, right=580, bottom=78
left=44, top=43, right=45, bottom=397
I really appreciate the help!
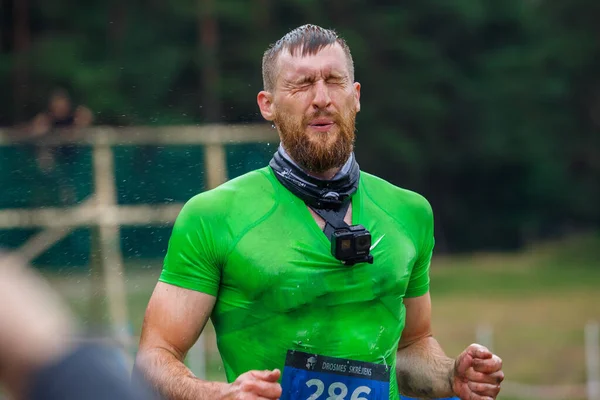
left=310, top=203, right=374, bottom=266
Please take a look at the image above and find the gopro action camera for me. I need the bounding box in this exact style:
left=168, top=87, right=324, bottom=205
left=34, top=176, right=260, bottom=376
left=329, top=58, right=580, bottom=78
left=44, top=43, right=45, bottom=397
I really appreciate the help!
left=331, top=224, right=374, bottom=266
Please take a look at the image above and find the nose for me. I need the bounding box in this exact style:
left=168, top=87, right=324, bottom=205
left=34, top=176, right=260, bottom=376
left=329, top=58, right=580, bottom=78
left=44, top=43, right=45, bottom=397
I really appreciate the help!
left=312, top=80, right=332, bottom=110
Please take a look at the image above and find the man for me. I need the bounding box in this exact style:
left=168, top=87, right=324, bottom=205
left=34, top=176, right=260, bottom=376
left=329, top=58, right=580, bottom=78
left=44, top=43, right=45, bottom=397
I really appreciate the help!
left=0, top=253, right=153, bottom=400
left=29, top=89, right=94, bottom=205
left=134, top=24, right=504, bottom=400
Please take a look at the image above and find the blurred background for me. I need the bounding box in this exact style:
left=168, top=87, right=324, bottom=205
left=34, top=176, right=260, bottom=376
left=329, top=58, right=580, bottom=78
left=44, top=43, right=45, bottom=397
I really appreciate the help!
left=0, top=1, right=599, bottom=399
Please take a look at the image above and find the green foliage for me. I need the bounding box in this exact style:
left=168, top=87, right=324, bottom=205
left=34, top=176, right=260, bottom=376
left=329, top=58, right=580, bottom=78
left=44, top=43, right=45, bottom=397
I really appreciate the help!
left=1, top=0, right=598, bottom=253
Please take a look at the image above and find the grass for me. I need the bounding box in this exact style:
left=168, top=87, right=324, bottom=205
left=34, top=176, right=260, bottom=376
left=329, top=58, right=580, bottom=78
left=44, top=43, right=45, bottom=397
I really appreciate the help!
left=41, top=233, right=600, bottom=400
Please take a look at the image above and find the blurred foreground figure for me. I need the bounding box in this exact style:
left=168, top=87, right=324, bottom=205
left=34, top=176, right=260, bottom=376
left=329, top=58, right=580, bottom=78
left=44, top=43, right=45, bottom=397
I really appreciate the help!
left=135, top=24, right=504, bottom=400
left=0, top=254, right=155, bottom=400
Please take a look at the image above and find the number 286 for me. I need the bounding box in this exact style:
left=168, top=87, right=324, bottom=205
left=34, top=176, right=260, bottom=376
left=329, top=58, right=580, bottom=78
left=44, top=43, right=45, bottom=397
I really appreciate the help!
left=306, top=379, right=371, bottom=400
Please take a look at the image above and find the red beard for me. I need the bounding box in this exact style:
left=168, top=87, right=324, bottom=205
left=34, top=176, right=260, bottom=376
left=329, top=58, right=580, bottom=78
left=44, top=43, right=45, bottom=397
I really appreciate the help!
left=274, top=107, right=356, bottom=174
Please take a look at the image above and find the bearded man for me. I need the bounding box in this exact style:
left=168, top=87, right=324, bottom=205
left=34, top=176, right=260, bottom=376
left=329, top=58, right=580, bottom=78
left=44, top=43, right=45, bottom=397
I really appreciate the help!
left=134, top=24, right=504, bottom=400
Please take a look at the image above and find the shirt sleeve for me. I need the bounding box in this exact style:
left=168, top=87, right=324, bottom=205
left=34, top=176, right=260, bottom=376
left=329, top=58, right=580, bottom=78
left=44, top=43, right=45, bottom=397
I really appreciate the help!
left=404, top=197, right=434, bottom=298
left=159, top=195, right=224, bottom=297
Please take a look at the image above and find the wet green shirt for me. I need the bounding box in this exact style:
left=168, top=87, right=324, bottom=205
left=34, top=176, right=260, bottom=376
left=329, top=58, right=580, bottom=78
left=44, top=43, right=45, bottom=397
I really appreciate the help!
left=159, top=166, right=434, bottom=399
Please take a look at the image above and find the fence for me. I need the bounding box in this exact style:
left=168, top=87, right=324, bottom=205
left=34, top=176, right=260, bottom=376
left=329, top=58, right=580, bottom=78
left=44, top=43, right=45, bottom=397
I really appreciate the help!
left=0, top=125, right=598, bottom=400
left=475, top=322, right=600, bottom=400
left=0, top=123, right=278, bottom=349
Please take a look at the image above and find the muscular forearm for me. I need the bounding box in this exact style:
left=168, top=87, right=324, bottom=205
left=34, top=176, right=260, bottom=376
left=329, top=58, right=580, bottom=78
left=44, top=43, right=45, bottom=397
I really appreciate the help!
left=396, top=336, right=456, bottom=399
left=134, top=348, right=227, bottom=400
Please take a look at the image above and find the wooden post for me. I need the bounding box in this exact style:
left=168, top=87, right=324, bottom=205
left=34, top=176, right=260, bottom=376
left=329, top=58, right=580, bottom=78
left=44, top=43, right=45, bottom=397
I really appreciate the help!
left=92, top=138, right=130, bottom=350
left=187, top=335, right=207, bottom=380
left=197, top=141, right=226, bottom=375
left=88, top=226, right=107, bottom=334
left=586, top=321, right=600, bottom=400
left=204, top=143, right=227, bottom=189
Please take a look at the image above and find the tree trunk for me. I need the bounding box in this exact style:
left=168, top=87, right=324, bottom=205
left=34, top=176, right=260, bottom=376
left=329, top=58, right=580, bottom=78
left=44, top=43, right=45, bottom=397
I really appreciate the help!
left=13, top=0, right=30, bottom=123
left=0, top=0, right=4, bottom=51
left=108, top=1, right=127, bottom=58
left=198, top=0, right=220, bottom=123
left=253, top=0, right=270, bottom=28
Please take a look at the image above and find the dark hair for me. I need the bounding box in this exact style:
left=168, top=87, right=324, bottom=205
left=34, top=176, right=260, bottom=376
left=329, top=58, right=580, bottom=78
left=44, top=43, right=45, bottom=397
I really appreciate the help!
left=49, top=87, right=71, bottom=102
left=262, top=24, right=354, bottom=92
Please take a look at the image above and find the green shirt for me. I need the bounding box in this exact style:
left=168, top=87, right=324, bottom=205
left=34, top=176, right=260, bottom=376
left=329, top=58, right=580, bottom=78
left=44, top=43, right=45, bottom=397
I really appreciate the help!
left=159, top=166, right=434, bottom=399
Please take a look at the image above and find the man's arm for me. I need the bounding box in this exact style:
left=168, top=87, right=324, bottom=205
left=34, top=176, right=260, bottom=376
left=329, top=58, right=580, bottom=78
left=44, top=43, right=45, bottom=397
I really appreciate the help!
left=396, top=293, right=504, bottom=400
left=133, top=281, right=227, bottom=400
left=134, top=282, right=283, bottom=400
left=396, top=292, right=456, bottom=399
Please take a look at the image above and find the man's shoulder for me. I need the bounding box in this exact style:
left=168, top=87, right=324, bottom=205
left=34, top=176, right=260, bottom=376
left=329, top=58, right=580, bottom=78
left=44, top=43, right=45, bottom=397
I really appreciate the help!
left=178, top=167, right=278, bottom=221
left=360, top=171, right=432, bottom=216
left=215, top=166, right=276, bottom=197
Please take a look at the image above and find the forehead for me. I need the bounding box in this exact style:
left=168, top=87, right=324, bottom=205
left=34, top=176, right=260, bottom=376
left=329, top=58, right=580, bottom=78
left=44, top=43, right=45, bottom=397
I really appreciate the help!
left=275, top=43, right=350, bottom=81
left=51, top=94, right=69, bottom=103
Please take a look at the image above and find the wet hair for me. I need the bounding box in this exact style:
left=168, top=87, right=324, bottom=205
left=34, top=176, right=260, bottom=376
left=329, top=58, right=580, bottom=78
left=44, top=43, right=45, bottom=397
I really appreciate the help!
left=261, top=24, right=354, bottom=92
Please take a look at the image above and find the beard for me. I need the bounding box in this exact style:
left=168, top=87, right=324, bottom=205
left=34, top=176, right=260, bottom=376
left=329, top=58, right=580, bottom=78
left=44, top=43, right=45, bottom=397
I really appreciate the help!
left=273, top=106, right=357, bottom=174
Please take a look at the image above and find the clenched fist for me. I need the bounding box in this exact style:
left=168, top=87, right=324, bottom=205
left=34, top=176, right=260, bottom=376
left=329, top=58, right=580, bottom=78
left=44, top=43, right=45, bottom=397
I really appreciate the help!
left=452, top=344, right=504, bottom=400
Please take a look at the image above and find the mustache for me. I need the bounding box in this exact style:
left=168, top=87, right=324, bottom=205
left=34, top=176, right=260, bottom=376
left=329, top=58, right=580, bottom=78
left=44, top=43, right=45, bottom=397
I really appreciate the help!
left=304, top=111, right=339, bottom=123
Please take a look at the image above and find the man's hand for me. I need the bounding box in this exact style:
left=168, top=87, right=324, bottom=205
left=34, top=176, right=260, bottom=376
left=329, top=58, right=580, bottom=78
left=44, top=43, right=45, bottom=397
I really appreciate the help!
left=223, top=369, right=282, bottom=400
left=452, top=343, right=504, bottom=400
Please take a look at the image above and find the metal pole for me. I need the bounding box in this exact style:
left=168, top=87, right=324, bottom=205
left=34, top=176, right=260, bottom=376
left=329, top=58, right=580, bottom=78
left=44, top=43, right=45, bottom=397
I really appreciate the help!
left=476, top=323, right=494, bottom=352
left=586, top=321, right=600, bottom=400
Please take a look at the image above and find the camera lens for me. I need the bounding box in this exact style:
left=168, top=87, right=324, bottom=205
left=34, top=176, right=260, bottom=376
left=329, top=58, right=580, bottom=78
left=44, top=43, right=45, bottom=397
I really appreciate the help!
left=356, top=235, right=371, bottom=250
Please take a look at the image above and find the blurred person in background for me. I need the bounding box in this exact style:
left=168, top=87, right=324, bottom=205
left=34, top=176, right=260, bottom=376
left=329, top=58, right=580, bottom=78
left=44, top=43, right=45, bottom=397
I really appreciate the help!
left=134, top=24, right=504, bottom=400
left=29, top=88, right=94, bottom=205
left=0, top=253, right=156, bottom=400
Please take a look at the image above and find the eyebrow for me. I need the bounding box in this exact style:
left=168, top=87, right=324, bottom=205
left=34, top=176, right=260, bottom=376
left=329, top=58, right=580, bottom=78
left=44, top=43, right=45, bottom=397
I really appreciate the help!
left=289, top=70, right=346, bottom=85
left=294, top=75, right=316, bottom=84
left=326, top=72, right=344, bottom=80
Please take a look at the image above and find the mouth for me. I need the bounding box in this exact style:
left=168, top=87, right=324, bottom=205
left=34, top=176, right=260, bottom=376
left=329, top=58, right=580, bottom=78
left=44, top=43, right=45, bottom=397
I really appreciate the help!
left=308, top=119, right=335, bottom=132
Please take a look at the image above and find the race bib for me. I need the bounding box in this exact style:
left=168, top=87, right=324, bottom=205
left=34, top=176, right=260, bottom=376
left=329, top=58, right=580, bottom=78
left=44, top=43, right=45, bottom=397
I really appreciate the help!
left=281, top=350, right=390, bottom=400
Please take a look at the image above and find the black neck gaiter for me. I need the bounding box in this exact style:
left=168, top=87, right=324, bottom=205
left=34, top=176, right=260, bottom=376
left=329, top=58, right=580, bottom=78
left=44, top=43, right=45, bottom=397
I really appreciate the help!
left=269, top=145, right=360, bottom=210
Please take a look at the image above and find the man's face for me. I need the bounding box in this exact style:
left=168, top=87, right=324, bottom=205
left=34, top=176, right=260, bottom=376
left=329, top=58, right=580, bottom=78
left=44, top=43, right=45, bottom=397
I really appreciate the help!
left=49, top=95, right=71, bottom=118
left=260, top=43, right=361, bottom=174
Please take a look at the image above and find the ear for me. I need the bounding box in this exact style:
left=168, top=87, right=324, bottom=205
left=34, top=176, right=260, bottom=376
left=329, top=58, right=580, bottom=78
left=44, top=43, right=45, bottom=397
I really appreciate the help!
left=257, top=91, right=275, bottom=121
left=353, top=82, right=361, bottom=113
